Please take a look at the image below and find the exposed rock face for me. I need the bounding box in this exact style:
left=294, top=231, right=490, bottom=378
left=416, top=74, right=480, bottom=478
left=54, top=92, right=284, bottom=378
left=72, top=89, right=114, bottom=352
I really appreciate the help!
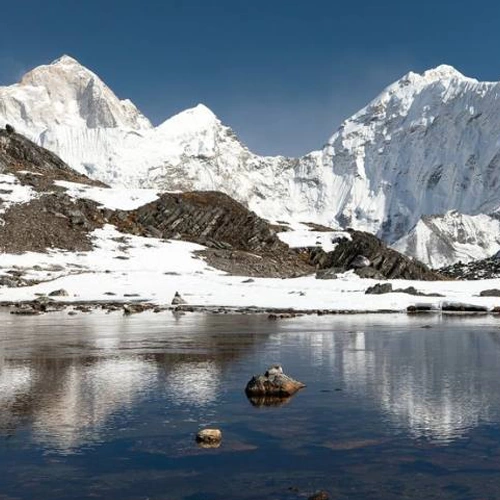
left=309, top=229, right=442, bottom=281
left=245, top=365, right=305, bottom=398
left=114, top=191, right=313, bottom=278
left=130, top=191, right=286, bottom=252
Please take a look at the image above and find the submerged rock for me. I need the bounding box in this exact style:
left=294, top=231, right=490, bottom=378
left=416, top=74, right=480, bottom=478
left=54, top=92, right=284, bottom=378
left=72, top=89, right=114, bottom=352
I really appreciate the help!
left=308, top=491, right=330, bottom=500
left=196, top=428, right=222, bottom=448
left=245, top=365, right=305, bottom=398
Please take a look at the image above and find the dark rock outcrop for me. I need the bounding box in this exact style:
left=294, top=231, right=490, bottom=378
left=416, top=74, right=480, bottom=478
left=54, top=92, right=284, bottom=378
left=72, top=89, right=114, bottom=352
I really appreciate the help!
left=309, top=229, right=443, bottom=280
left=479, top=289, right=500, bottom=297
left=48, top=288, right=69, bottom=297
left=441, top=257, right=500, bottom=280
left=442, top=302, right=488, bottom=313
left=112, top=192, right=313, bottom=278
left=365, top=283, right=393, bottom=295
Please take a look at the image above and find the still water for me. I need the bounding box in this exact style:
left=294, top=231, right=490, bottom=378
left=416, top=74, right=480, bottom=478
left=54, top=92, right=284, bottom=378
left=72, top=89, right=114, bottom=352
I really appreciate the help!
left=1, top=311, right=500, bottom=499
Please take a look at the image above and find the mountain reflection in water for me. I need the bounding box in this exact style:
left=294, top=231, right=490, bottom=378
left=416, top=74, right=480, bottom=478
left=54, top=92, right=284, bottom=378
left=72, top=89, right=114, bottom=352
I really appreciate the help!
left=1, top=312, right=500, bottom=455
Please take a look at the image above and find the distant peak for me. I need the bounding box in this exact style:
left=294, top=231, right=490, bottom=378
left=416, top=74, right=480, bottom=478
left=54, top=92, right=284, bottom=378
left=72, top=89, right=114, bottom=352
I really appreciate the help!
left=188, top=103, right=217, bottom=119
left=50, top=54, right=82, bottom=67
left=157, top=103, right=220, bottom=133
left=421, top=65, right=468, bottom=81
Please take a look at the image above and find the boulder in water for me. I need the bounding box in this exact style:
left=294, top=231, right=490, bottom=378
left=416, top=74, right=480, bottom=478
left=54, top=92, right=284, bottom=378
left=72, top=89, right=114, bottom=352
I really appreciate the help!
left=245, top=365, right=305, bottom=398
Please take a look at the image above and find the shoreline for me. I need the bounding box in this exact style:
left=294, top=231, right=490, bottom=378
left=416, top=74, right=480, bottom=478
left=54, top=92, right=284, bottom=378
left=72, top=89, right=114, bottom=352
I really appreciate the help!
left=2, top=299, right=499, bottom=317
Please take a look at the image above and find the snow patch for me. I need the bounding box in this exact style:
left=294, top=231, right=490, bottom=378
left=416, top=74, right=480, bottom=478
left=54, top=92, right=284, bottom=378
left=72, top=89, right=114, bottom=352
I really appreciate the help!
left=55, top=181, right=160, bottom=210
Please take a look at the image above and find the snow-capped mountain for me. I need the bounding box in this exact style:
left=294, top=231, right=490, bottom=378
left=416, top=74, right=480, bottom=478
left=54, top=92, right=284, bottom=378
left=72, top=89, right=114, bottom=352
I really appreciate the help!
left=0, top=55, right=324, bottom=222
left=323, top=65, right=500, bottom=244
left=2, top=55, right=500, bottom=267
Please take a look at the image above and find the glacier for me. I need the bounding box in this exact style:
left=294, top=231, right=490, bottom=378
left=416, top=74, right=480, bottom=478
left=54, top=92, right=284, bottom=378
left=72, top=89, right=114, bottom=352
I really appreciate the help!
left=2, top=56, right=500, bottom=266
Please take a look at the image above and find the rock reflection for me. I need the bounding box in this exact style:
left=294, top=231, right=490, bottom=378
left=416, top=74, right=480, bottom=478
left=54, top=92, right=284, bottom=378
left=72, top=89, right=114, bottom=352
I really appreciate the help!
left=246, top=395, right=292, bottom=407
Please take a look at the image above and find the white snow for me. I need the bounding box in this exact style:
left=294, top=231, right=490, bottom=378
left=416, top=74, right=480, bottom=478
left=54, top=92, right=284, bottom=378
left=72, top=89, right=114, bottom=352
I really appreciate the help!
left=277, top=227, right=351, bottom=253
left=394, top=211, right=500, bottom=268
left=1, top=225, right=500, bottom=313
left=55, top=181, right=160, bottom=210
left=0, top=174, right=37, bottom=214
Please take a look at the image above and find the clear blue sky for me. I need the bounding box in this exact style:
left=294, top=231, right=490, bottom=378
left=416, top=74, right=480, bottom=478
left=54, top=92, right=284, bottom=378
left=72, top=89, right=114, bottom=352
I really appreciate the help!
left=0, top=0, right=499, bottom=156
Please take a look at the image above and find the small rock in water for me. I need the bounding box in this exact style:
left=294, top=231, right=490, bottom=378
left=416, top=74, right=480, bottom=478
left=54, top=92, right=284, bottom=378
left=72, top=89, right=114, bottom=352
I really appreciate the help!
left=171, top=291, right=187, bottom=305
left=196, top=428, right=222, bottom=448
left=48, top=288, right=69, bottom=297
left=245, top=364, right=305, bottom=398
left=308, top=491, right=329, bottom=500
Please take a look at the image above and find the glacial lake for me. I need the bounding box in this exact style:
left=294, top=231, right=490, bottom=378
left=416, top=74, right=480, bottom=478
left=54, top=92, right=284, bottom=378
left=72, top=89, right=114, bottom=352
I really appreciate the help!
left=2, top=311, right=500, bottom=499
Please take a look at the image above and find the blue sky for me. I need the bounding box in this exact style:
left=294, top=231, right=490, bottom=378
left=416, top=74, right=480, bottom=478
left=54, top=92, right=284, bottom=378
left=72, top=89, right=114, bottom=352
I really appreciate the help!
left=0, top=0, right=499, bottom=156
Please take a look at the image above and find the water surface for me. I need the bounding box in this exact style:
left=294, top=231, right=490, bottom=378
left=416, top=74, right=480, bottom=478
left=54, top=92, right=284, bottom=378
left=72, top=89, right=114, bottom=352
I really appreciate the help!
left=1, top=311, right=500, bottom=499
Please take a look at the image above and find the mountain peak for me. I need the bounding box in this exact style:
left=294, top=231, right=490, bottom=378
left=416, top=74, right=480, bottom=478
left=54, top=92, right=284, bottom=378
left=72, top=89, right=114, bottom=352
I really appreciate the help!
left=157, top=103, right=219, bottom=133
left=191, top=103, right=217, bottom=118
left=421, top=64, right=468, bottom=81
left=7, top=56, right=151, bottom=131
left=50, top=54, right=82, bottom=67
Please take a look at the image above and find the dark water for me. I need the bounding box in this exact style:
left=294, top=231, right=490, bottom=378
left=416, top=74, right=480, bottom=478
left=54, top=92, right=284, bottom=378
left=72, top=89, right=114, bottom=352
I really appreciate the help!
left=2, top=311, right=500, bottom=499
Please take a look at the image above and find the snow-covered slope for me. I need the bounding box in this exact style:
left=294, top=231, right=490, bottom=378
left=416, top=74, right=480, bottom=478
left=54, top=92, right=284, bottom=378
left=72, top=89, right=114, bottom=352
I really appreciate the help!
left=3, top=56, right=500, bottom=266
left=393, top=211, right=500, bottom=269
left=322, top=65, right=500, bottom=242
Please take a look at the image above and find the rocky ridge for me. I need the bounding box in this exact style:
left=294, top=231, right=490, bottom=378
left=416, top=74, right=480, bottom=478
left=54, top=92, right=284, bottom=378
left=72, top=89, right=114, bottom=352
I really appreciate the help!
left=309, top=229, right=442, bottom=281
